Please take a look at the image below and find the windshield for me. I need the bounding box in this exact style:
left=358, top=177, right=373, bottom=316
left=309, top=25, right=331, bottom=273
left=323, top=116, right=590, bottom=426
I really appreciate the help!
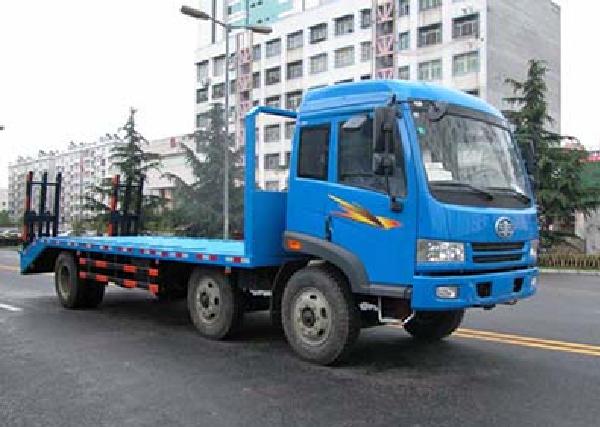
left=412, top=104, right=529, bottom=206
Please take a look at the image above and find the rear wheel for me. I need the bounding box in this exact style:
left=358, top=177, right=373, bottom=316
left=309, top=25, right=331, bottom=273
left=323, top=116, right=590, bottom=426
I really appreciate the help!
left=187, top=268, right=243, bottom=339
left=403, top=310, right=464, bottom=341
left=54, top=252, right=104, bottom=309
left=282, top=265, right=360, bottom=365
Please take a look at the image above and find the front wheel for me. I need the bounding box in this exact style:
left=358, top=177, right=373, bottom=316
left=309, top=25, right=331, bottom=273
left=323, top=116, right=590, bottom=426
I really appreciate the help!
left=403, top=310, right=464, bottom=341
left=282, top=265, right=360, bottom=365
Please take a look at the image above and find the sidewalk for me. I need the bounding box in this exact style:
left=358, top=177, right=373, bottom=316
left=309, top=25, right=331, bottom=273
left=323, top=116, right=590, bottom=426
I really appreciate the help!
left=540, top=268, right=600, bottom=276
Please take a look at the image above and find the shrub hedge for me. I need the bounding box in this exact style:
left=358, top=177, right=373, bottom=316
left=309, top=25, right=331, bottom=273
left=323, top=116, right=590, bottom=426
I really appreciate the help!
left=539, top=254, right=600, bottom=270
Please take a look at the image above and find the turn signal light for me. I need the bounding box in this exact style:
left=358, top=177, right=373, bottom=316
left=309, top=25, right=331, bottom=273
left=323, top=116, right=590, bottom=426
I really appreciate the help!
left=286, top=239, right=303, bottom=251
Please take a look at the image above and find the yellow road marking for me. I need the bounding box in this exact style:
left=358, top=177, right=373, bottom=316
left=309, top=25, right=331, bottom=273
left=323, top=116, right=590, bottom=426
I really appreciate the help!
left=455, top=328, right=600, bottom=358
left=0, top=264, right=19, bottom=272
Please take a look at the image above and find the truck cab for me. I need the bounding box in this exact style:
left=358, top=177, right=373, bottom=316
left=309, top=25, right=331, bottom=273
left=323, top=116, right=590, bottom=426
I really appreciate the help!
left=283, top=80, right=537, bottom=315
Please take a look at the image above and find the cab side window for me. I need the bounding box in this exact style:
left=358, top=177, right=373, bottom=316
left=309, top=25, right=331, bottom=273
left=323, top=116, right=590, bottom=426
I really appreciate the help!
left=298, top=125, right=330, bottom=180
left=338, top=116, right=406, bottom=195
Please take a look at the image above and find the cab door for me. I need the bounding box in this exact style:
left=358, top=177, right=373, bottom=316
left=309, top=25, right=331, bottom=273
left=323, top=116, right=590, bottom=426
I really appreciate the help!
left=325, top=113, right=417, bottom=285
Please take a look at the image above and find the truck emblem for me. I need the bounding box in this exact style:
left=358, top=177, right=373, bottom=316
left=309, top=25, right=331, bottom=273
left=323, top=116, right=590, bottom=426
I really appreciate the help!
left=495, top=217, right=514, bottom=239
left=329, top=195, right=401, bottom=230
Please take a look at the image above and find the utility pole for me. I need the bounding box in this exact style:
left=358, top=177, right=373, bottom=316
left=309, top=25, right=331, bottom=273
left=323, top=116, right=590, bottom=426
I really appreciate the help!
left=180, top=5, right=271, bottom=239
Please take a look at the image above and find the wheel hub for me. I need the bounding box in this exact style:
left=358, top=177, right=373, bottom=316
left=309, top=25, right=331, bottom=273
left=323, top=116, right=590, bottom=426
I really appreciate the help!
left=58, top=265, right=71, bottom=297
left=195, top=279, right=221, bottom=324
left=293, top=288, right=332, bottom=346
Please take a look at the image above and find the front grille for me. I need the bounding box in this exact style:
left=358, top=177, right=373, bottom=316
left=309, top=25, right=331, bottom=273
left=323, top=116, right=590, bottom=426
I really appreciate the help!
left=472, top=242, right=525, bottom=252
left=473, top=254, right=523, bottom=264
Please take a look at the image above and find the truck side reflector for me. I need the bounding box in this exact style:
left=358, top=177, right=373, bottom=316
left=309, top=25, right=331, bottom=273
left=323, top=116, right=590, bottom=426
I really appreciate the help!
left=286, top=239, right=302, bottom=251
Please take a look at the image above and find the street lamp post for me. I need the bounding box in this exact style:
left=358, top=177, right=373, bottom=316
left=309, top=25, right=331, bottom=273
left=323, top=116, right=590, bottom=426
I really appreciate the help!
left=181, top=5, right=271, bottom=240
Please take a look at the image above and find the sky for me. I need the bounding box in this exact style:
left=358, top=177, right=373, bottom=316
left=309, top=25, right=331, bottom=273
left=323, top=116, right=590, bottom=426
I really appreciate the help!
left=0, top=0, right=598, bottom=188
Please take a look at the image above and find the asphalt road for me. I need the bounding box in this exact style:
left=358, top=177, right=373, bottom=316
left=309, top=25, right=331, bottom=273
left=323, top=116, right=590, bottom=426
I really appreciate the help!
left=1, top=249, right=599, bottom=427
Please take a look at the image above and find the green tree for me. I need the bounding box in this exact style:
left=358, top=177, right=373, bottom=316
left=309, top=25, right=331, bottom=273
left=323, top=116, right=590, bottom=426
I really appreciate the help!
left=164, top=103, right=244, bottom=238
left=85, top=108, right=165, bottom=232
left=504, top=60, right=600, bottom=244
left=0, top=210, right=13, bottom=227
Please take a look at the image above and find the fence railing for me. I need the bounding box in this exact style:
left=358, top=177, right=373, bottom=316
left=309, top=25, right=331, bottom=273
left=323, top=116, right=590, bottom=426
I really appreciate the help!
left=539, top=254, right=600, bottom=270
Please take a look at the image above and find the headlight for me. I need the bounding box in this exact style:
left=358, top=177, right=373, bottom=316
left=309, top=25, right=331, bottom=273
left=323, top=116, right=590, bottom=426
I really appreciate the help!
left=417, top=240, right=465, bottom=263
left=530, top=239, right=539, bottom=261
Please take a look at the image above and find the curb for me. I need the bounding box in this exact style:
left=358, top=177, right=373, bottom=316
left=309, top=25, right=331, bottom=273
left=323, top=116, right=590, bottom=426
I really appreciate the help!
left=540, top=268, right=600, bottom=276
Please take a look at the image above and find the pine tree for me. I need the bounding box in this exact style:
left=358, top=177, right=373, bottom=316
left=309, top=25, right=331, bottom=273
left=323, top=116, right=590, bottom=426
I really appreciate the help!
left=85, top=108, right=164, bottom=233
left=164, top=103, right=244, bottom=238
left=504, top=60, right=600, bottom=244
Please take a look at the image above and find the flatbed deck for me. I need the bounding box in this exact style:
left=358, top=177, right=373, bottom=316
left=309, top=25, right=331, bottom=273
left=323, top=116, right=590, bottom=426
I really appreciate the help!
left=20, top=235, right=280, bottom=273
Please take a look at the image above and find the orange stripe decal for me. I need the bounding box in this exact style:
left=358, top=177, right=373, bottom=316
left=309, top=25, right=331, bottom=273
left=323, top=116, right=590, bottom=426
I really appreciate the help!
left=79, top=258, right=87, bottom=265
left=123, top=279, right=137, bottom=288
left=95, top=260, right=108, bottom=268
left=95, top=274, right=109, bottom=283
left=79, top=271, right=87, bottom=279
left=148, top=268, right=159, bottom=277
left=149, top=284, right=159, bottom=295
left=123, top=265, right=136, bottom=274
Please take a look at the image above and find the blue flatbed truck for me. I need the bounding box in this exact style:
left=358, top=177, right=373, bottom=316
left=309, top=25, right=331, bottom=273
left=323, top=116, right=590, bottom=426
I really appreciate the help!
left=20, top=80, right=539, bottom=365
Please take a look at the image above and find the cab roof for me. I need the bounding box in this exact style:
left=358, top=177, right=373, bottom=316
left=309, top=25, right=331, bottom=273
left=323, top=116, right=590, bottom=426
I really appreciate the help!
left=298, top=80, right=502, bottom=119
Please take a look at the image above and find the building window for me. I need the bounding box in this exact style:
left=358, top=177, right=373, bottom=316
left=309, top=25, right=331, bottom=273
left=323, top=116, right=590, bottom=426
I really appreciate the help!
left=334, top=15, right=354, bottom=36
left=453, top=14, right=480, bottom=39
left=196, top=87, right=208, bottom=103
left=399, top=65, right=410, bottom=80
left=287, top=30, right=303, bottom=50
left=418, top=23, right=442, bottom=47
left=285, top=122, right=295, bottom=139
left=264, top=124, right=281, bottom=143
left=360, top=9, right=372, bottom=28
left=335, top=46, right=355, bottom=68
left=252, top=44, right=261, bottom=61
left=335, top=79, right=353, bottom=85
left=265, top=95, right=281, bottom=108
left=196, top=113, right=209, bottom=129
left=465, top=89, right=480, bottom=97
left=229, top=79, right=236, bottom=94
left=453, top=51, right=480, bottom=76
left=360, top=41, right=372, bottom=62
left=310, top=23, right=328, bottom=44
left=286, top=91, right=303, bottom=110
left=298, top=125, right=330, bottom=180
left=399, top=0, right=410, bottom=16
left=287, top=60, right=303, bottom=80
left=213, top=55, right=225, bottom=77
left=212, top=83, right=225, bottom=99
left=418, top=59, right=442, bottom=81
left=252, top=71, right=261, bottom=89
left=266, top=38, right=281, bottom=57
left=419, top=0, right=442, bottom=11
left=360, top=74, right=372, bottom=80
left=399, top=31, right=410, bottom=50
left=265, top=66, right=281, bottom=85
left=264, top=153, right=280, bottom=170
left=196, top=61, right=208, bottom=82
left=310, top=53, right=328, bottom=74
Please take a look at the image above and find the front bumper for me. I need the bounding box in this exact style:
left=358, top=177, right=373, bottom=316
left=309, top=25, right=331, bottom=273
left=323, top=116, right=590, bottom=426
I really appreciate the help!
left=410, top=267, right=538, bottom=310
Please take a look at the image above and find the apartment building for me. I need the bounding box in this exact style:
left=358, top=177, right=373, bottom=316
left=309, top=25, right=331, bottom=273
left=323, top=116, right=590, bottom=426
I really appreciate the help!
left=8, top=138, right=118, bottom=227
left=8, top=134, right=198, bottom=227
left=194, top=0, right=560, bottom=190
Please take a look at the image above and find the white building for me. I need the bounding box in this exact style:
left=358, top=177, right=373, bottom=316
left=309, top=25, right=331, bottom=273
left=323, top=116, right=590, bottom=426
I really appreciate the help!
left=0, top=188, right=8, bottom=212
left=7, top=134, right=197, bottom=227
left=193, top=0, right=561, bottom=190
left=8, top=139, right=119, bottom=227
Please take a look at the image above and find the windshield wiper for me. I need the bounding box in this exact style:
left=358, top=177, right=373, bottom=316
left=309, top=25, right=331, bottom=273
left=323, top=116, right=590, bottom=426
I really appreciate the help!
left=486, top=187, right=531, bottom=203
left=430, top=181, right=494, bottom=201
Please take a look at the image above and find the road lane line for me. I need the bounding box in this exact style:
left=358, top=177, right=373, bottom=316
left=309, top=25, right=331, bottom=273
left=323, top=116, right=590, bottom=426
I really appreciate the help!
left=454, top=329, right=600, bottom=358
left=457, top=328, right=600, bottom=352
left=0, top=303, right=23, bottom=312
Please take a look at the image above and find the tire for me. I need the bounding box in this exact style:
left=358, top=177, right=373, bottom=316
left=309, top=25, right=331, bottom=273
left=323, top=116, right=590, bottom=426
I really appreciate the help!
left=403, top=310, right=465, bottom=341
left=55, top=252, right=105, bottom=309
left=281, top=264, right=360, bottom=365
left=187, top=268, right=243, bottom=339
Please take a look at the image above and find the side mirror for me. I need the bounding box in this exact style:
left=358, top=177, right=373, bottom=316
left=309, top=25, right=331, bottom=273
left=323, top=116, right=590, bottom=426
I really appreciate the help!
left=373, top=106, right=397, bottom=175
